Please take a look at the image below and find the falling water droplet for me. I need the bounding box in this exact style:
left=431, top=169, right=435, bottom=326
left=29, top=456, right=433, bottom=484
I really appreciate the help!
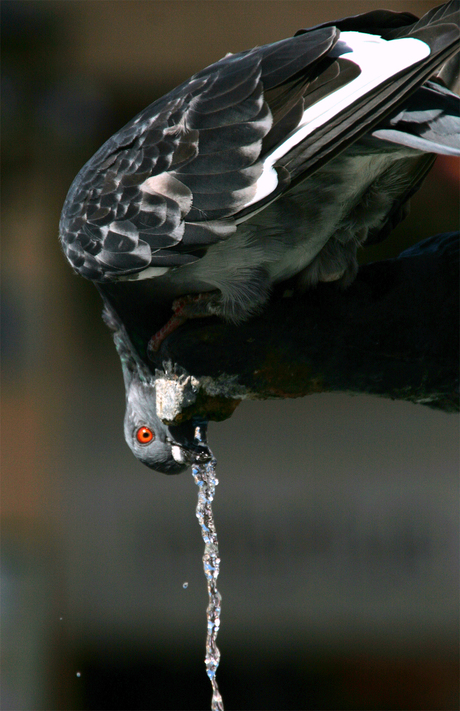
left=76, top=672, right=81, bottom=678
left=183, top=582, right=189, bottom=589
left=192, top=424, right=224, bottom=711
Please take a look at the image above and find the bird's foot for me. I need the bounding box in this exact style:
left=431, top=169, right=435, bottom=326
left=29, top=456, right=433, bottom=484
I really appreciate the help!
left=148, top=312, right=188, bottom=354
left=148, top=292, right=218, bottom=354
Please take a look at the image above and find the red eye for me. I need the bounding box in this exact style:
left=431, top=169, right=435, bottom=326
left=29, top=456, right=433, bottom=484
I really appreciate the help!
left=136, top=426, right=154, bottom=444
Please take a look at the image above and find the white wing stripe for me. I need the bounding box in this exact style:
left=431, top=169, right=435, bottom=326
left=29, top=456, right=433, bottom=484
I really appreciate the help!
left=244, top=33, right=431, bottom=209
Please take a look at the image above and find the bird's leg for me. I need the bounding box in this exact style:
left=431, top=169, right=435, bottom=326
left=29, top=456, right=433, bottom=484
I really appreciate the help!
left=148, top=292, right=219, bottom=353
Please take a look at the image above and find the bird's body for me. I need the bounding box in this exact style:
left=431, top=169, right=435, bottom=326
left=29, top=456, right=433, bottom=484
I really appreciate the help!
left=60, top=2, right=460, bottom=473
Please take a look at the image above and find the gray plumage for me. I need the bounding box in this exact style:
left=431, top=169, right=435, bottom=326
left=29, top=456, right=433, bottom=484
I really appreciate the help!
left=60, top=2, right=460, bottom=473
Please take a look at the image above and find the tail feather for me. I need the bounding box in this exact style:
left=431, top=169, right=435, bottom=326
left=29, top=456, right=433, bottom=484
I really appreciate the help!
left=372, top=81, right=460, bottom=156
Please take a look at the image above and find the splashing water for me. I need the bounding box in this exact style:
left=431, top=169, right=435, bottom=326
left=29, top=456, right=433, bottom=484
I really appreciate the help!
left=191, top=425, right=224, bottom=711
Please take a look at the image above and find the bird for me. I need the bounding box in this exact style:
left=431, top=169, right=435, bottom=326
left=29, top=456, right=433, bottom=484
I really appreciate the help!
left=60, top=2, right=460, bottom=473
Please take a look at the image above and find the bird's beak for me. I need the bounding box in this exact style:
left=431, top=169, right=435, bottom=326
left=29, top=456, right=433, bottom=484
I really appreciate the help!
left=168, top=437, right=212, bottom=464
left=167, top=419, right=212, bottom=465
left=170, top=444, right=188, bottom=464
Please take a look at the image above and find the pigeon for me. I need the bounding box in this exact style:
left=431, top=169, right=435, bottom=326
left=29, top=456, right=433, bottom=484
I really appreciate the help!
left=60, top=2, right=460, bottom=473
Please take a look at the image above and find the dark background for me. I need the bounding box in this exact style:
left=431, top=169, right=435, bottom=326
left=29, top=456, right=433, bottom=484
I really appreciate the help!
left=2, top=2, right=459, bottom=710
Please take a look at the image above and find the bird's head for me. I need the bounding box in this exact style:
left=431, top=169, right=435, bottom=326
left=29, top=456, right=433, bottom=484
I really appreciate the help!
left=123, top=368, right=209, bottom=474
left=101, top=299, right=209, bottom=473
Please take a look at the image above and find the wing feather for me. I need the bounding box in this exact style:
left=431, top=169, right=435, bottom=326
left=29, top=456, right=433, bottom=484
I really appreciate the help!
left=60, top=28, right=337, bottom=281
left=60, top=4, right=459, bottom=283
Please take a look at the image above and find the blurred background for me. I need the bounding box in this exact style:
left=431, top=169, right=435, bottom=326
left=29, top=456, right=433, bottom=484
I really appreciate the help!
left=1, top=2, right=459, bottom=709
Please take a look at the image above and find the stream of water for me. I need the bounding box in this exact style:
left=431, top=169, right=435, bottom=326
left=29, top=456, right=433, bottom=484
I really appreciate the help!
left=191, top=425, right=224, bottom=711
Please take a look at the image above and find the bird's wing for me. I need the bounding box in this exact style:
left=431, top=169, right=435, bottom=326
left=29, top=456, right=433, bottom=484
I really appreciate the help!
left=60, top=2, right=459, bottom=282
left=59, top=27, right=338, bottom=282
left=271, top=2, right=459, bottom=189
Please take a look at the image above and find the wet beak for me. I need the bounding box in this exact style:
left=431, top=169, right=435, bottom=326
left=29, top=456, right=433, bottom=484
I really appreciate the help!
left=167, top=436, right=211, bottom=465
left=171, top=443, right=187, bottom=464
